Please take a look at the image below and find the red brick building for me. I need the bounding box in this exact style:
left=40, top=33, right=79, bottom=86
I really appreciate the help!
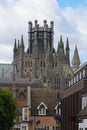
left=61, top=62, right=87, bottom=130
left=13, top=88, right=62, bottom=130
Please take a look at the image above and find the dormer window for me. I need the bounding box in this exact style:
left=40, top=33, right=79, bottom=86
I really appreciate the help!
left=37, top=102, right=47, bottom=115
left=55, top=94, right=61, bottom=115
left=55, top=102, right=61, bottom=115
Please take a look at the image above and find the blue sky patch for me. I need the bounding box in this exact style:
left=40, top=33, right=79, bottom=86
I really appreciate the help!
left=57, top=0, right=87, bottom=8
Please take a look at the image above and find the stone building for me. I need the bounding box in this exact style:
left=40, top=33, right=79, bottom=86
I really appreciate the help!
left=13, top=88, right=62, bottom=130
left=13, top=20, right=80, bottom=91
left=0, top=20, right=82, bottom=130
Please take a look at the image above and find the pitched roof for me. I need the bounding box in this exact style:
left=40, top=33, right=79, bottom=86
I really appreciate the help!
left=31, top=89, right=60, bottom=116
left=0, top=78, right=43, bottom=86
left=0, top=63, right=13, bottom=78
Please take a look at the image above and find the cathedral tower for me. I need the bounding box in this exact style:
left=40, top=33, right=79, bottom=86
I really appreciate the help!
left=13, top=20, right=80, bottom=90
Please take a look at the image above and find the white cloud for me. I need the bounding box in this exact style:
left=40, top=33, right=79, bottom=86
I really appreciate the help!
left=0, top=0, right=87, bottom=64
left=0, top=44, right=13, bottom=63
left=61, top=7, right=87, bottom=63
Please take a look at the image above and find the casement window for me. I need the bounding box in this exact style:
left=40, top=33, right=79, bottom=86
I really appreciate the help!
left=53, top=126, right=58, bottom=130
left=22, top=126, right=26, bottom=130
left=24, top=109, right=28, bottom=120
left=37, top=102, right=47, bottom=115
left=79, top=128, right=83, bottom=130
left=36, top=126, right=49, bottom=130
left=22, top=107, right=28, bottom=121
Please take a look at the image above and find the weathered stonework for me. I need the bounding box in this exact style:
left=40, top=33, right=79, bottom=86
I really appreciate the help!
left=13, top=20, right=80, bottom=90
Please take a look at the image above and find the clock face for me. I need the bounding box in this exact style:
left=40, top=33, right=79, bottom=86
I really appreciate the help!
left=82, top=96, right=87, bottom=109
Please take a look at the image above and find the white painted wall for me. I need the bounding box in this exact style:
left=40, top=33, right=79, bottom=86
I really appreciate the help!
left=82, top=96, right=87, bottom=109
left=79, top=119, right=87, bottom=130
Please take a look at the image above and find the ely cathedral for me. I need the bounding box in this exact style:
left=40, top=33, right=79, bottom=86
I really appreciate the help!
left=0, top=20, right=84, bottom=130
left=13, top=20, right=80, bottom=90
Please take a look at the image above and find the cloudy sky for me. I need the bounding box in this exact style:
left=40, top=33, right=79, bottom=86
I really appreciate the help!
left=0, top=0, right=87, bottom=65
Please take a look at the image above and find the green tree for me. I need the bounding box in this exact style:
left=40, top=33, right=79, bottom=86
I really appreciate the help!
left=0, top=88, right=17, bottom=130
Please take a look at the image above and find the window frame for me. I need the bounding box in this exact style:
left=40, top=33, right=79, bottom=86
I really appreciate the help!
left=37, top=102, right=47, bottom=115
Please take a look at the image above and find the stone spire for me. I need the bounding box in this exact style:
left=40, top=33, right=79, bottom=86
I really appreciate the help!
left=20, top=35, right=24, bottom=53
left=14, top=39, right=17, bottom=48
left=18, top=40, right=19, bottom=48
left=60, top=35, right=64, bottom=50
left=21, top=35, right=24, bottom=46
left=13, top=39, right=17, bottom=60
left=66, top=38, right=69, bottom=50
left=60, top=35, right=63, bottom=44
left=72, top=45, right=80, bottom=72
left=57, top=35, right=64, bottom=54
left=66, top=38, right=70, bottom=65
left=57, top=35, right=65, bottom=64
left=14, top=39, right=17, bottom=52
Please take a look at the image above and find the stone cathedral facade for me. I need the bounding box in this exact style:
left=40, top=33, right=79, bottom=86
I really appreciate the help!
left=13, top=20, right=80, bottom=90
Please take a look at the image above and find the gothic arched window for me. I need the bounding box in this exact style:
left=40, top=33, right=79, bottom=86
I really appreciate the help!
left=66, top=74, right=71, bottom=88
left=54, top=74, right=60, bottom=90
left=18, top=92, right=25, bottom=98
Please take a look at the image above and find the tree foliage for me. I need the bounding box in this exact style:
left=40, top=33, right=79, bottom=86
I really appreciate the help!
left=0, top=88, right=17, bottom=130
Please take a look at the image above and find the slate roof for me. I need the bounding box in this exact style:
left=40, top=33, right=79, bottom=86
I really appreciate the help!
left=0, top=78, right=12, bottom=84
left=0, top=77, right=43, bottom=85
left=31, top=89, right=60, bottom=116
left=0, top=63, right=13, bottom=78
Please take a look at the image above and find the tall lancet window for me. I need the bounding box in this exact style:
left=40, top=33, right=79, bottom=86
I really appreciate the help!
left=54, top=74, right=60, bottom=90
left=66, top=74, right=71, bottom=88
